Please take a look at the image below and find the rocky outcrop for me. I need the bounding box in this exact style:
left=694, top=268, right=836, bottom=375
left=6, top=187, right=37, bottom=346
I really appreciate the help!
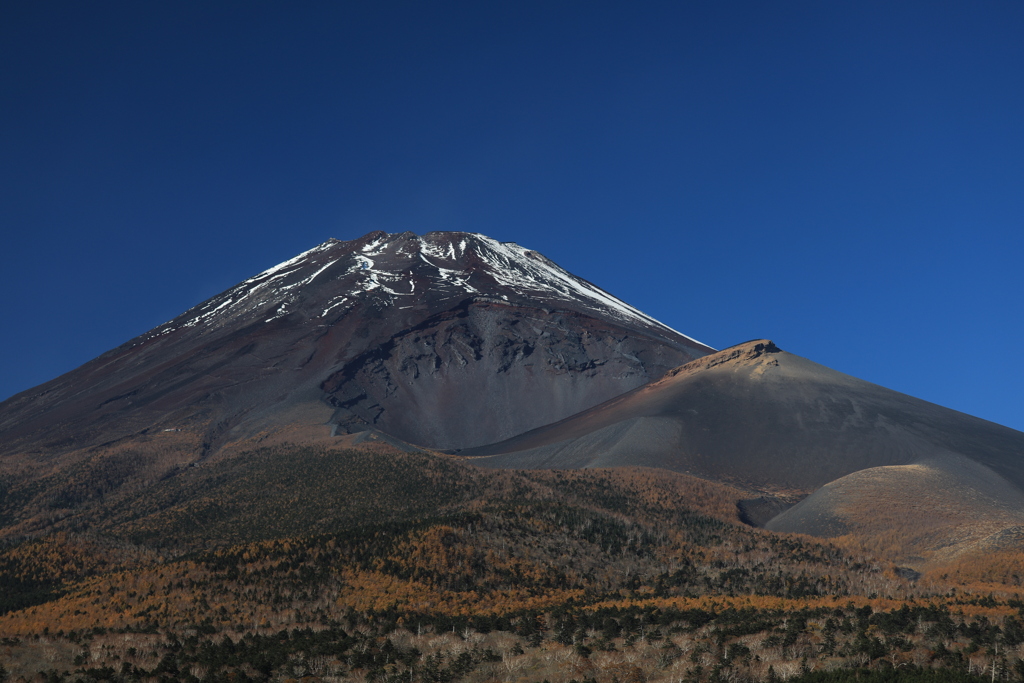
left=323, top=301, right=692, bottom=448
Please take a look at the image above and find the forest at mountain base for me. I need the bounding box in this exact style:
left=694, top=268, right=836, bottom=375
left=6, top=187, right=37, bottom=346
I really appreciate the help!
left=2, top=443, right=1024, bottom=682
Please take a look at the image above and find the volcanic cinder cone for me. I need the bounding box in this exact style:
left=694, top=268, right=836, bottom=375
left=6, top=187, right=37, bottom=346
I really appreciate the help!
left=467, top=339, right=1024, bottom=564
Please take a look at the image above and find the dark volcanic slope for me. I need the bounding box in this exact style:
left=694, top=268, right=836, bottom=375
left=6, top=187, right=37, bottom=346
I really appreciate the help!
left=0, top=231, right=711, bottom=455
left=467, top=340, right=1024, bottom=494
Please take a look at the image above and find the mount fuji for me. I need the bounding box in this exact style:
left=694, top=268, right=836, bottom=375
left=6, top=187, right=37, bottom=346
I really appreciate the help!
left=0, top=231, right=712, bottom=459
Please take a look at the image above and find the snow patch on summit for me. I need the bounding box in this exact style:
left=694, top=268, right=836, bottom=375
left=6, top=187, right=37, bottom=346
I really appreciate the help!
left=138, top=232, right=708, bottom=350
left=466, top=235, right=706, bottom=346
left=243, top=241, right=335, bottom=286
left=144, top=241, right=339, bottom=339
left=360, top=235, right=388, bottom=256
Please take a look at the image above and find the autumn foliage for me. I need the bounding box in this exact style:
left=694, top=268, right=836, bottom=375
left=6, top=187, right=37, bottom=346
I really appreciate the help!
left=1, top=444, right=1023, bottom=682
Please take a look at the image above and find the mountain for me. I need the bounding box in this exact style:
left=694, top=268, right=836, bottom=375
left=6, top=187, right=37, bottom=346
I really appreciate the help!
left=0, top=231, right=712, bottom=460
left=4, top=231, right=1021, bottom=570
left=467, top=340, right=1024, bottom=564
left=5, top=236, right=1024, bottom=682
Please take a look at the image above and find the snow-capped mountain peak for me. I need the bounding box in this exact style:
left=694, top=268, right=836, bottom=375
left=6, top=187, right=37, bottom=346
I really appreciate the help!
left=147, top=231, right=711, bottom=351
left=2, top=230, right=712, bottom=455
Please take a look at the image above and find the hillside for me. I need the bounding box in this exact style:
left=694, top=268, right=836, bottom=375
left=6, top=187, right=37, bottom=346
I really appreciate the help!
left=766, top=454, right=1024, bottom=567
left=466, top=340, right=1024, bottom=491
left=5, top=442, right=1023, bottom=682
left=466, top=340, right=1024, bottom=567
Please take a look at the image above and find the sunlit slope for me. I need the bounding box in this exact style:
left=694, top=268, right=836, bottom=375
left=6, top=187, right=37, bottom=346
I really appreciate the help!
left=766, top=454, right=1024, bottom=566
left=467, top=340, right=1024, bottom=494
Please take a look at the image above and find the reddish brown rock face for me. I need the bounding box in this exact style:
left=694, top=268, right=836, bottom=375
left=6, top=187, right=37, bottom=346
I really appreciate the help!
left=0, top=231, right=712, bottom=455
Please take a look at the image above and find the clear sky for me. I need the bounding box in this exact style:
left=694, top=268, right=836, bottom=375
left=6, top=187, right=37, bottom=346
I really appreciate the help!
left=2, top=2, right=1022, bottom=431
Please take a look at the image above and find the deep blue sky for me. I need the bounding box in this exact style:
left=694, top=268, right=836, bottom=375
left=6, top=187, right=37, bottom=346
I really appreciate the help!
left=2, top=2, right=1022, bottom=431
